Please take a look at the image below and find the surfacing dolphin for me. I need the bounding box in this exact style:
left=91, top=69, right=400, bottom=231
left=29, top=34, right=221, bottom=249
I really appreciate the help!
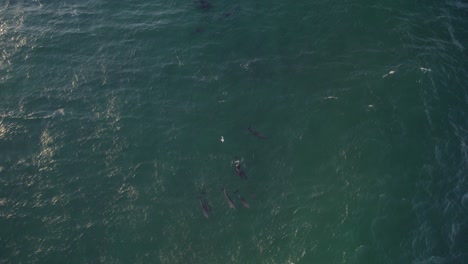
left=234, top=190, right=250, bottom=208
left=222, top=5, right=240, bottom=18
left=248, top=126, right=267, bottom=139
left=222, top=187, right=236, bottom=209
left=198, top=194, right=212, bottom=218
left=235, top=159, right=247, bottom=180
left=194, top=0, right=212, bottom=11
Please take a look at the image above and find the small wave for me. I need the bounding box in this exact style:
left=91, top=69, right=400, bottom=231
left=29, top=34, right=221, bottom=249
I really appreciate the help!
left=413, top=256, right=448, bottom=264
left=462, top=193, right=468, bottom=208
left=451, top=1, right=468, bottom=9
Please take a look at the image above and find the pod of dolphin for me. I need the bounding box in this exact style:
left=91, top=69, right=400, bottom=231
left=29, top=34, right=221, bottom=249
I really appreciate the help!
left=192, top=2, right=263, bottom=218
left=198, top=127, right=266, bottom=218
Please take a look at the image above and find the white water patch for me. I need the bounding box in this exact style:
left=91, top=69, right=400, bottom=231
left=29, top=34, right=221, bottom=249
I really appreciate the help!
left=0, top=3, right=41, bottom=83
left=420, top=68, right=441, bottom=130
left=32, top=124, right=63, bottom=172
left=446, top=20, right=464, bottom=51
left=450, top=122, right=468, bottom=165
left=89, top=91, right=129, bottom=179
left=0, top=120, right=7, bottom=139
left=239, top=57, right=262, bottom=71
left=410, top=129, right=468, bottom=262
left=50, top=108, right=65, bottom=118
left=0, top=12, right=24, bottom=56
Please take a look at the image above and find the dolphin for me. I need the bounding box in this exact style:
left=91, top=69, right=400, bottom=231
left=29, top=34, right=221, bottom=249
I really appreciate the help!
left=222, top=187, right=236, bottom=209
left=222, top=5, right=240, bottom=18
left=194, top=0, right=212, bottom=11
left=235, top=160, right=247, bottom=180
left=234, top=190, right=250, bottom=208
left=248, top=126, right=267, bottom=139
left=198, top=195, right=212, bottom=218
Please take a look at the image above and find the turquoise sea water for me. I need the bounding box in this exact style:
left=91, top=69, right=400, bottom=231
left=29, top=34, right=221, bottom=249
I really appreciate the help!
left=1, top=0, right=467, bottom=263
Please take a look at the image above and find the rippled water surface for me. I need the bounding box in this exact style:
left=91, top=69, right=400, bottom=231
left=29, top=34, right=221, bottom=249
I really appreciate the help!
left=0, top=0, right=467, bottom=263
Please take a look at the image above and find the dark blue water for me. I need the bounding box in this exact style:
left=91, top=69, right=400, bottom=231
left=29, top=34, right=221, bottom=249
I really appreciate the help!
left=0, top=0, right=467, bottom=263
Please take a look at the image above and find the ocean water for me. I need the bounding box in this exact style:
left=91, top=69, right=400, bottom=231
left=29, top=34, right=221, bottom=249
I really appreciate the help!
left=0, top=0, right=467, bottom=263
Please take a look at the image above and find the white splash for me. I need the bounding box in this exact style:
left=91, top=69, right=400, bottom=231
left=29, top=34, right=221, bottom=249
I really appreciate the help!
left=420, top=67, right=432, bottom=73
left=220, top=136, right=224, bottom=143
left=382, top=70, right=396, bottom=78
